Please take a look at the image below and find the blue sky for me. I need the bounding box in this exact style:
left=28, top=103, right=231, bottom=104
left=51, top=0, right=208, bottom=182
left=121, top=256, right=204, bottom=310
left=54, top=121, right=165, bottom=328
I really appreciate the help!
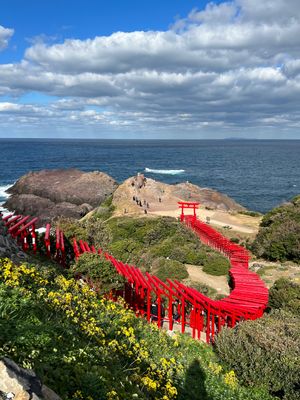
left=1, top=0, right=207, bottom=62
left=1, top=0, right=300, bottom=138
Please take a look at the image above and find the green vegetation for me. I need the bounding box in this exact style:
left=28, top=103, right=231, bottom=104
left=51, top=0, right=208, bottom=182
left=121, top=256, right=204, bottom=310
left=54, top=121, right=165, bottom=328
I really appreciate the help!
left=71, top=252, right=125, bottom=294
left=0, top=258, right=273, bottom=400
left=215, top=278, right=300, bottom=400
left=58, top=215, right=230, bottom=279
left=185, top=280, right=220, bottom=299
left=215, top=310, right=300, bottom=400
left=154, top=258, right=189, bottom=282
left=252, top=195, right=300, bottom=262
left=202, top=254, right=231, bottom=276
left=238, top=210, right=262, bottom=217
left=92, top=195, right=116, bottom=221
left=268, top=278, right=300, bottom=315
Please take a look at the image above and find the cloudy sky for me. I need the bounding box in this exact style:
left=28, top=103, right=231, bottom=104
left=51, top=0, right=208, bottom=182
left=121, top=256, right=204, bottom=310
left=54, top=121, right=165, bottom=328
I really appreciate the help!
left=1, top=0, right=300, bottom=139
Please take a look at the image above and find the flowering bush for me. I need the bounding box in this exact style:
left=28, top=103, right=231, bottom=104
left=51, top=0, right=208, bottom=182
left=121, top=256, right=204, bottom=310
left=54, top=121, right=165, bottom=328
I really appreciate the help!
left=0, top=258, right=272, bottom=400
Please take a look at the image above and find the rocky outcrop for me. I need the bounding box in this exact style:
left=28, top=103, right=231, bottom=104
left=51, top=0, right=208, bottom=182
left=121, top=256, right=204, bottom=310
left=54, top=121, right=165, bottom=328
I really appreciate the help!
left=0, top=358, right=61, bottom=400
left=112, top=177, right=245, bottom=215
left=4, top=169, right=118, bottom=226
left=0, top=217, right=28, bottom=263
left=172, top=182, right=245, bottom=211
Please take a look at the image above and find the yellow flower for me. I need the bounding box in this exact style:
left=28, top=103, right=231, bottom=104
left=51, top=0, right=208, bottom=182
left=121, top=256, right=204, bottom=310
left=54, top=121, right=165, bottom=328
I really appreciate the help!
left=224, top=370, right=238, bottom=388
left=107, top=390, right=119, bottom=400
left=141, top=376, right=159, bottom=390
left=208, top=362, right=222, bottom=375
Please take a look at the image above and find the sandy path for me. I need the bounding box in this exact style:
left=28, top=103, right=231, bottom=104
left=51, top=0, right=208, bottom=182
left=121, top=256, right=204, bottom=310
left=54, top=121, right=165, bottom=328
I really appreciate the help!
left=150, top=208, right=259, bottom=234
left=185, top=264, right=230, bottom=295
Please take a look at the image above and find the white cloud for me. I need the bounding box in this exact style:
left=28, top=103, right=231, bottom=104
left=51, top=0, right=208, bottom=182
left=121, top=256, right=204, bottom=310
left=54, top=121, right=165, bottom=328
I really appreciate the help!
left=0, top=25, right=14, bottom=50
left=1, top=0, right=300, bottom=137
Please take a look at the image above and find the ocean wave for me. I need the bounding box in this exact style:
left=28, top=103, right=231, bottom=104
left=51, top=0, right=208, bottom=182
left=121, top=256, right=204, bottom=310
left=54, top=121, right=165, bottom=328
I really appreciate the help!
left=0, top=184, right=12, bottom=200
left=145, top=168, right=185, bottom=175
left=0, top=205, right=11, bottom=216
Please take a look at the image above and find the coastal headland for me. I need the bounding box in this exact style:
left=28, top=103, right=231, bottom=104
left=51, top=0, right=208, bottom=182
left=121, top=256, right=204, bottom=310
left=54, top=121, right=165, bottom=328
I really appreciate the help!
left=4, top=169, right=261, bottom=235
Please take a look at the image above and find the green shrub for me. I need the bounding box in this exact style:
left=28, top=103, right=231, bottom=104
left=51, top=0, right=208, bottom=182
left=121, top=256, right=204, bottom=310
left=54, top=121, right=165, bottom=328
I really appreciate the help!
left=269, top=278, right=300, bottom=316
left=57, top=217, right=88, bottom=241
left=155, top=258, right=188, bottom=282
left=186, top=280, right=219, bottom=299
left=85, top=218, right=112, bottom=249
left=71, top=252, right=124, bottom=293
left=239, top=210, right=262, bottom=217
left=202, top=254, right=230, bottom=276
left=108, top=238, right=143, bottom=263
left=215, top=310, right=300, bottom=400
left=93, top=195, right=116, bottom=220
left=252, top=196, right=300, bottom=262
left=149, top=239, right=209, bottom=266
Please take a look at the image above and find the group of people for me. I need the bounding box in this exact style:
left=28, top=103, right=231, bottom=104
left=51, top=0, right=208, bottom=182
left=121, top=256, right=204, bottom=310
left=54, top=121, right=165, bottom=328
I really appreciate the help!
left=150, top=298, right=181, bottom=325
left=132, top=196, right=150, bottom=214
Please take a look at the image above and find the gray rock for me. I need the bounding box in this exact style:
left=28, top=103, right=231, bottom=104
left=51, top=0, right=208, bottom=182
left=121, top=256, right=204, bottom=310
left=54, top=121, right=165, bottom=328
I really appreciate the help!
left=4, top=169, right=118, bottom=226
left=0, top=358, right=61, bottom=400
left=0, top=219, right=27, bottom=262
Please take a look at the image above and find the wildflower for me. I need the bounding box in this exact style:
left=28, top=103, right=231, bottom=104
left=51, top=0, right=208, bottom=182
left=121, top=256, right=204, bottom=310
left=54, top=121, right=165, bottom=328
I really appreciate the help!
left=224, top=370, right=238, bottom=388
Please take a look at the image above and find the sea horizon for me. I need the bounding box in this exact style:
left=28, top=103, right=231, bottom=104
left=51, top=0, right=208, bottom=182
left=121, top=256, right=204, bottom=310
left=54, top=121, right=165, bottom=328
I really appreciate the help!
left=1, top=137, right=300, bottom=141
left=1, top=139, right=299, bottom=214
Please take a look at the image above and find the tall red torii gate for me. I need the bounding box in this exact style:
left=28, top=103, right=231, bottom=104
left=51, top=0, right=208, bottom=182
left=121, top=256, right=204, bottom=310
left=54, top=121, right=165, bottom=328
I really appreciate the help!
left=178, top=201, right=199, bottom=222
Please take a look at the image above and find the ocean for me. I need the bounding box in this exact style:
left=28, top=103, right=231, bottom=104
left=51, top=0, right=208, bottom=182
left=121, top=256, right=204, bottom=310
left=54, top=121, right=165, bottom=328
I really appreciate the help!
left=0, top=139, right=299, bottom=213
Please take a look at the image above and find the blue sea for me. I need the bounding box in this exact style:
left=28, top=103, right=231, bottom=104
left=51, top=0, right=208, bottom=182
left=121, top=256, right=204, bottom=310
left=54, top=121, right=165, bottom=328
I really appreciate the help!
left=0, top=139, right=299, bottom=213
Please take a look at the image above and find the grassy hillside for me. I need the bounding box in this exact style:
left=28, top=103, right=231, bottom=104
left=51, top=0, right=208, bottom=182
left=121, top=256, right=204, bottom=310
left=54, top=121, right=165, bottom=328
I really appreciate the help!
left=0, top=258, right=272, bottom=400
left=58, top=215, right=231, bottom=281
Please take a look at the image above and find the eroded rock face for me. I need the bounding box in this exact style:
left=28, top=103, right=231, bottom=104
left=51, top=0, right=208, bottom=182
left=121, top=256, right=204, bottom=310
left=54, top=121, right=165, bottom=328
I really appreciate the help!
left=4, top=169, right=118, bottom=226
left=0, top=358, right=61, bottom=400
left=172, top=182, right=245, bottom=211
left=0, top=216, right=28, bottom=263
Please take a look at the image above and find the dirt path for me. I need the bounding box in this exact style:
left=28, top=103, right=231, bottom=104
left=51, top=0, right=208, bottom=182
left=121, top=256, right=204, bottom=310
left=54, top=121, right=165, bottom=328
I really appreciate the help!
left=112, top=176, right=261, bottom=235
left=185, top=264, right=230, bottom=295
left=150, top=208, right=260, bottom=234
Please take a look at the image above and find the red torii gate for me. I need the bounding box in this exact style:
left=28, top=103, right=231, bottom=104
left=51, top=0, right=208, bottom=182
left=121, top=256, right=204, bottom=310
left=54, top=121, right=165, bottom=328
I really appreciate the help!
left=178, top=201, right=199, bottom=222
left=1, top=207, right=268, bottom=344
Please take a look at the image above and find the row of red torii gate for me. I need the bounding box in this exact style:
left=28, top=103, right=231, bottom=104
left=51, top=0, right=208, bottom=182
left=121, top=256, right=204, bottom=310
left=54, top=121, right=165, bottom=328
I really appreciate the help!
left=1, top=201, right=268, bottom=343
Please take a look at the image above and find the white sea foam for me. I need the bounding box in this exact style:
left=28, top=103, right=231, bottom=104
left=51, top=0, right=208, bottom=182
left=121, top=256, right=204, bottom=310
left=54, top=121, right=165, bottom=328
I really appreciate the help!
left=145, top=168, right=185, bottom=175
left=0, top=206, right=12, bottom=217
left=0, top=184, right=12, bottom=200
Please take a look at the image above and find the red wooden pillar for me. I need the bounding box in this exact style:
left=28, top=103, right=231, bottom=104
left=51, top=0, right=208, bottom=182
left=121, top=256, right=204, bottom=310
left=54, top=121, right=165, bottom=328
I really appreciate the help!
left=60, top=231, right=65, bottom=267
left=31, top=224, right=37, bottom=253
left=180, top=205, right=184, bottom=222
left=206, top=305, right=211, bottom=343
left=181, top=298, right=185, bottom=334
left=45, top=224, right=51, bottom=257
left=21, top=230, right=29, bottom=252
left=147, top=288, right=151, bottom=323
left=211, top=314, right=215, bottom=343
left=157, top=294, right=162, bottom=328
left=168, top=293, right=173, bottom=331
left=190, top=305, right=196, bottom=339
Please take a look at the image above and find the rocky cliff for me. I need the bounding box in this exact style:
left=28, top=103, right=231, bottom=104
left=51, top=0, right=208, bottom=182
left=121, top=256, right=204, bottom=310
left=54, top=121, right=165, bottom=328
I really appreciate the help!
left=4, top=169, right=118, bottom=226
left=112, top=177, right=245, bottom=215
